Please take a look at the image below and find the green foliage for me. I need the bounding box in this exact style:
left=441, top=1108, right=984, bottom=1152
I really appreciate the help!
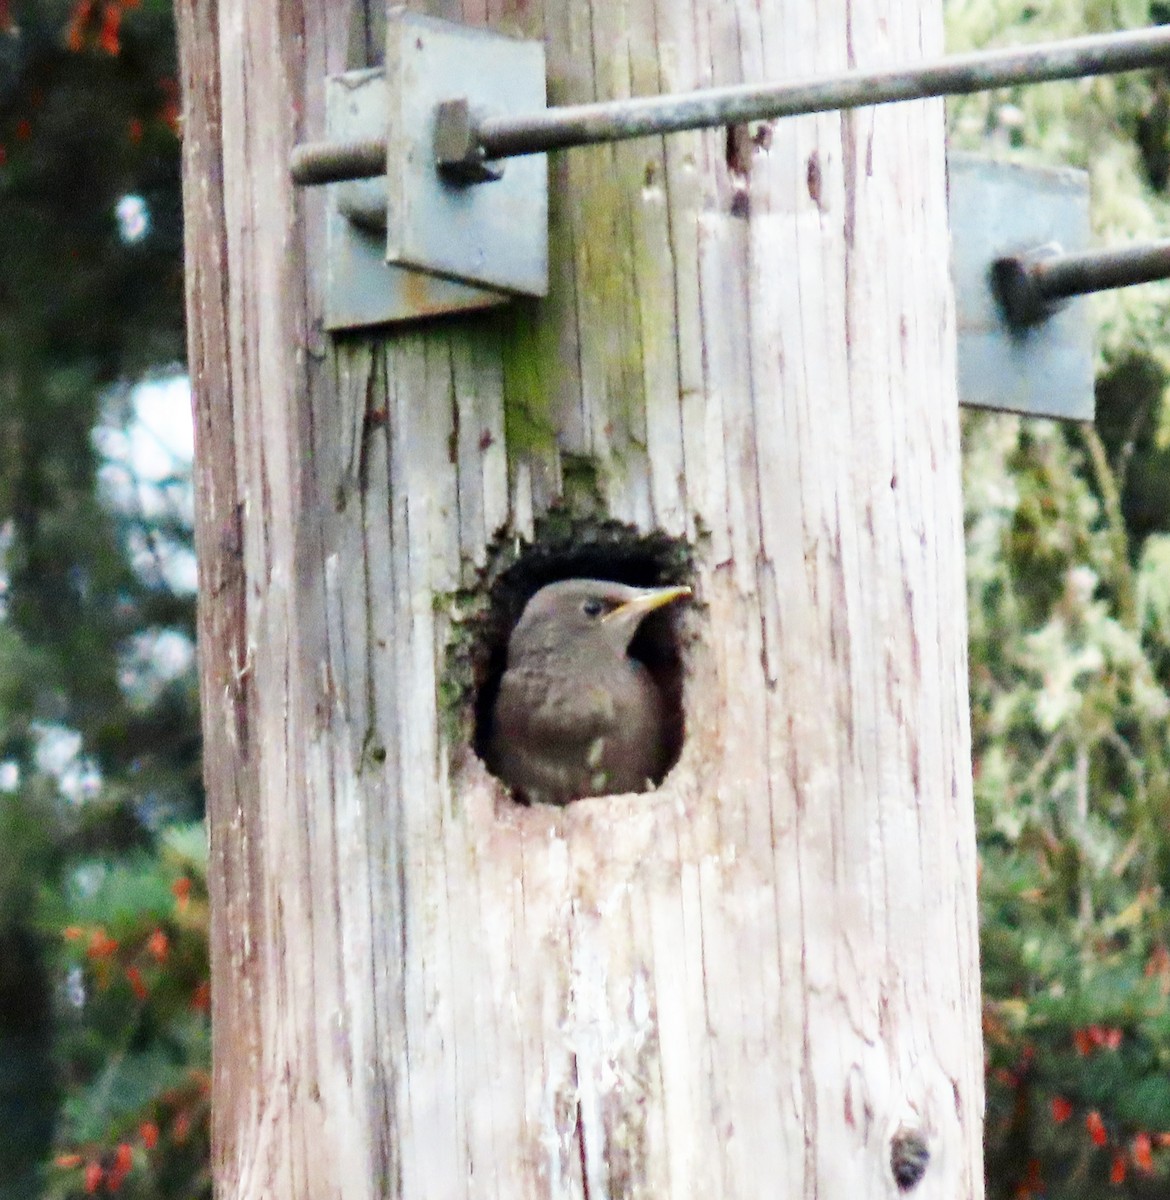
left=0, top=1, right=205, bottom=1196
left=950, top=3, right=1170, bottom=1194
left=42, top=826, right=210, bottom=1200
left=965, top=416, right=1170, bottom=1198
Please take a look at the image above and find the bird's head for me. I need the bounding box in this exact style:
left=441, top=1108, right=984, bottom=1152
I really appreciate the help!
left=506, top=578, right=691, bottom=664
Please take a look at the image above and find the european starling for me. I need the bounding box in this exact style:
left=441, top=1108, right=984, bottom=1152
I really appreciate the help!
left=489, top=578, right=691, bottom=805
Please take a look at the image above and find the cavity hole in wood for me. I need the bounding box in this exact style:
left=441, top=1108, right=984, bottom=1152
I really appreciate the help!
left=470, top=521, right=693, bottom=804
left=890, top=1127, right=930, bottom=1191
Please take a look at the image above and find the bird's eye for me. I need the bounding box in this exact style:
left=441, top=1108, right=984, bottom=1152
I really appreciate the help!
left=582, top=597, right=605, bottom=618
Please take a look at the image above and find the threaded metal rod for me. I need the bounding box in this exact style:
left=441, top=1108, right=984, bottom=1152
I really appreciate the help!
left=290, top=138, right=386, bottom=185
left=291, top=25, right=1170, bottom=185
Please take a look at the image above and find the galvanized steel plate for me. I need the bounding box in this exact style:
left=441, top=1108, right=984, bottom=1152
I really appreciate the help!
left=385, top=11, right=548, bottom=296
left=324, top=69, right=505, bottom=330
left=950, top=152, right=1093, bottom=420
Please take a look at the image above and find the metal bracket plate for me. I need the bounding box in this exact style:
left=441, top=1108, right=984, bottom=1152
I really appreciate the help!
left=385, top=11, right=548, bottom=296
left=950, top=151, right=1094, bottom=421
left=324, top=69, right=505, bottom=331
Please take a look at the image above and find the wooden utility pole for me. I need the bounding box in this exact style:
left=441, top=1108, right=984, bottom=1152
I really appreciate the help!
left=177, top=0, right=983, bottom=1196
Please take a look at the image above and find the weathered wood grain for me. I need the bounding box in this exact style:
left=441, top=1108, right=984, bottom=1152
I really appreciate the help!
left=178, top=0, right=983, bottom=1194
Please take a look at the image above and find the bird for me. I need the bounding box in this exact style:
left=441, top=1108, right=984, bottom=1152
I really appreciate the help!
left=489, top=578, right=691, bottom=805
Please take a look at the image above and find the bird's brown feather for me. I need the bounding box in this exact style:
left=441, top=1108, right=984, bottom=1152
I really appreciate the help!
left=488, top=579, right=685, bottom=805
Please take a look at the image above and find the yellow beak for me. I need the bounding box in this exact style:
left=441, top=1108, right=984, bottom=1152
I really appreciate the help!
left=603, top=584, right=692, bottom=624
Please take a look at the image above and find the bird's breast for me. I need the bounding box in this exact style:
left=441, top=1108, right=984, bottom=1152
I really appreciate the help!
left=490, top=655, right=666, bottom=804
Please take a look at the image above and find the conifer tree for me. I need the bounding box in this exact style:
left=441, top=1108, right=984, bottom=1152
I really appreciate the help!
left=0, top=3, right=206, bottom=1195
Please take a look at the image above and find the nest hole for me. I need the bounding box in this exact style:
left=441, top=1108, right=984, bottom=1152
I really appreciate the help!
left=470, top=524, right=693, bottom=802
